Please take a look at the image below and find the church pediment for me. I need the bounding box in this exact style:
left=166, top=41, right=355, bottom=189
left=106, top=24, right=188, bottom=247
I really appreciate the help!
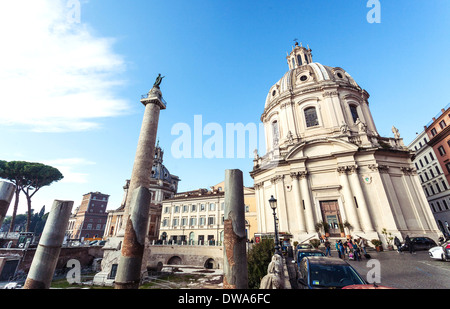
left=285, top=138, right=358, bottom=161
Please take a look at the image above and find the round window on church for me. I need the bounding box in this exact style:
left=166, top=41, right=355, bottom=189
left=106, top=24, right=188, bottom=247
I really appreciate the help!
left=300, top=75, right=308, bottom=82
left=337, top=72, right=343, bottom=78
left=272, top=90, right=276, bottom=97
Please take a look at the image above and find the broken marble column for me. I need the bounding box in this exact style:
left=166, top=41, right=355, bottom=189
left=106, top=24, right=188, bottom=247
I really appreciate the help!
left=114, top=187, right=151, bottom=289
left=0, top=181, right=15, bottom=228
left=23, top=200, right=73, bottom=289
left=223, top=169, right=248, bottom=289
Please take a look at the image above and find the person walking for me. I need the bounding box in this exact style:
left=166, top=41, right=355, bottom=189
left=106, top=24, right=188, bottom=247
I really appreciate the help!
left=338, top=240, right=345, bottom=260
left=324, top=238, right=331, bottom=256
left=358, top=238, right=367, bottom=255
left=352, top=241, right=361, bottom=261
left=336, top=241, right=341, bottom=259
left=348, top=240, right=355, bottom=260
left=405, top=235, right=415, bottom=254
left=394, top=236, right=402, bottom=253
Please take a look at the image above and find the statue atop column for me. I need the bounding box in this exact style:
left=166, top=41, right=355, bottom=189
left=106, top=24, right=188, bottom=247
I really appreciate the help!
left=153, top=74, right=165, bottom=88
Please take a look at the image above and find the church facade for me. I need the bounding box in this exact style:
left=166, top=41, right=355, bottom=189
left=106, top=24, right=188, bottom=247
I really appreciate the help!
left=250, top=43, right=441, bottom=246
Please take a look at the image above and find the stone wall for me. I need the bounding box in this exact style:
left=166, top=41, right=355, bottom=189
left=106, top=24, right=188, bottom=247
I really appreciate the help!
left=0, top=246, right=103, bottom=273
left=146, top=245, right=224, bottom=269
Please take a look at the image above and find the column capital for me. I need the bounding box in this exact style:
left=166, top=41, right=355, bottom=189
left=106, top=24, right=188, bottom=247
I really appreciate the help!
left=298, top=171, right=308, bottom=179
left=368, top=164, right=389, bottom=173
left=337, top=166, right=348, bottom=175
left=270, top=175, right=285, bottom=184
left=347, top=165, right=358, bottom=174
left=140, top=86, right=167, bottom=109
left=400, top=167, right=416, bottom=175
left=337, top=165, right=358, bottom=174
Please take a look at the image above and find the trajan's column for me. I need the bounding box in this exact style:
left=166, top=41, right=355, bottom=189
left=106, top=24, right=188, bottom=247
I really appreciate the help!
left=94, top=74, right=167, bottom=286
left=120, top=74, right=167, bottom=233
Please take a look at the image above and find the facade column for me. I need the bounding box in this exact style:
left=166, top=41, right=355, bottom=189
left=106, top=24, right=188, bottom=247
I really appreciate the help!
left=273, top=175, right=289, bottom=234
left=254, top=184, right=262, bottom=233
left=408, top=168, right=439, bottom=232
left=299, top=172, right=315, bottom=233
left=348, top=166, right=375, bottom=232
left=401, top=167, right=437, bottom=232
left=291, top=172, right=306, bottom=233
left=258, top=182, right=268, bottom=233
left=337, top=166, right=362, bottom=233
left=368, top=164, right=404, bottom=231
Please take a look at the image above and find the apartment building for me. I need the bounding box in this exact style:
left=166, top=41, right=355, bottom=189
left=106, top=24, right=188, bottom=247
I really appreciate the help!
left=159, top=182, right=257, bottom=244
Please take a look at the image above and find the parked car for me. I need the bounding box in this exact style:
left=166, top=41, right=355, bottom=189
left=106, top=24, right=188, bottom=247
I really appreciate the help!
left=296, top=243, right=313, bottom=250
left=400, top=237, right=437, bottom=252
left=297, top=256, right=366, bottom=289
left=296, top=249, right=325, bottom=264
left=428, top=241, right=450, bottom=261
left=342, top=284, right=395, bottom=289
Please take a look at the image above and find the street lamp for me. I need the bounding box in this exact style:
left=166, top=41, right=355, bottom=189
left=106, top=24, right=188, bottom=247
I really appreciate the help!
left=269, top=195, right=282, bottom=255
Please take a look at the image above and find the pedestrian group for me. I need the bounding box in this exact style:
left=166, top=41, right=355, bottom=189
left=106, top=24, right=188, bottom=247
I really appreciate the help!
left=324, top=237, right=368, bottom=261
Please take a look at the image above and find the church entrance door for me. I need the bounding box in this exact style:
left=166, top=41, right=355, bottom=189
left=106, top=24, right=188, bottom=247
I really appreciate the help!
left=320, top=200, right=342, bottom=237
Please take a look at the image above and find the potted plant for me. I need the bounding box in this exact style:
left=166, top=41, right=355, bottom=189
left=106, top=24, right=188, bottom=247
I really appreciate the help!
left=315, top=222, right=323, bottom=239
left=322, top=221, right=330, bottom=237
left=381, top=228, right=394, bottom=250
left=339, top=223, right=345, bottom=237
left=371, top=239, right=383, bottom=252
left=343, top=221, right=353, bottom=238
left=310, top=238, right=321, bottom=248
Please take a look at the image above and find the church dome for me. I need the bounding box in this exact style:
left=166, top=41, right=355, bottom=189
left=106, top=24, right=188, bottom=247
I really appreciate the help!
left=151, top=163, right=173, bottom=182
left=264, top=43, right=361, bottom=109
left=150, top=143, right=174, bottom=183
left=259, top=43, right=378, bottom=155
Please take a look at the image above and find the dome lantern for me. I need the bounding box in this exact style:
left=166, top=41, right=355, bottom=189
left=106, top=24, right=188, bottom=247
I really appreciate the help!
left=286, top=42, right=313, bottom=70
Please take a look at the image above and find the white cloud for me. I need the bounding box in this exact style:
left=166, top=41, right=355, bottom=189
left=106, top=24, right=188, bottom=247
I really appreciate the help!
left=43, top=157, right=95, bottom=184
left=0, top=0, right=129, bottom=132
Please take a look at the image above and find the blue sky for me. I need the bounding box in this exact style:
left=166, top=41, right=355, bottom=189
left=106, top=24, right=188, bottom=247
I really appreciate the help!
left=0, top=0, right=449, bottom=215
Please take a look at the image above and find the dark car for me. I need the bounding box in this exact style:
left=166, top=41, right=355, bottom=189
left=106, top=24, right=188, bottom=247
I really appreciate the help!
left=296, top=249, right=325, bottom=264
left=400, top=237, right=437, bottom=252
left=297, top=256, right=366, bottom=289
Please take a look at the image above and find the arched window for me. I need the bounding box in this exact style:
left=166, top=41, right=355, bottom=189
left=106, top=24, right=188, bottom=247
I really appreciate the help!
left=304, top=107, right=319, bottom=127
left=350, top=105, right=359, bottom=123
left=272, top=120, right=280, bottom=146
left=297, top=55, right=303, bottom=66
